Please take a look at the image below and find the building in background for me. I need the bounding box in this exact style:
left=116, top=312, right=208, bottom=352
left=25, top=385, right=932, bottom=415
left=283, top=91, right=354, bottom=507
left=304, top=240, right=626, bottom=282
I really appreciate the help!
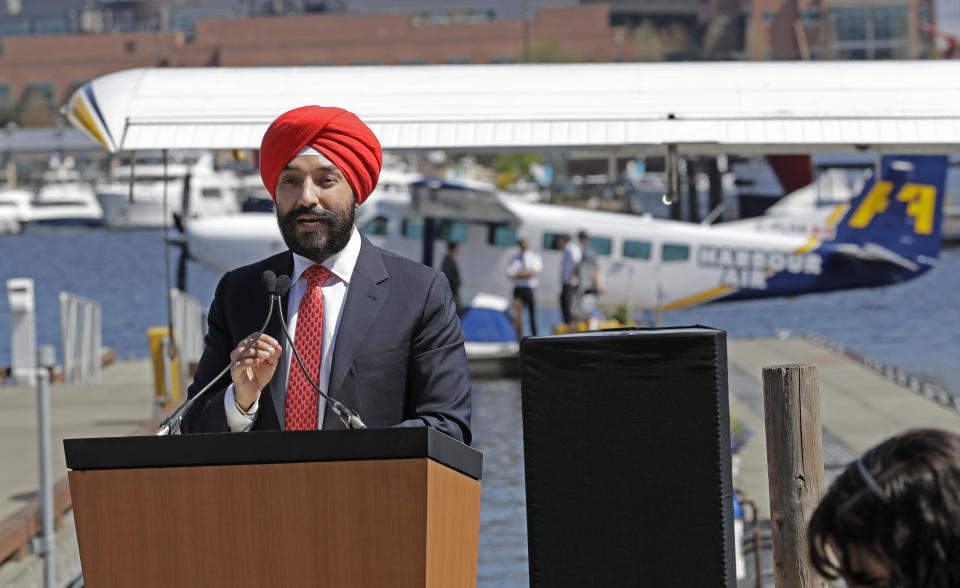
left=0, top=0, right=943, bottom=128
left=746, top=0, right=935, bottom=60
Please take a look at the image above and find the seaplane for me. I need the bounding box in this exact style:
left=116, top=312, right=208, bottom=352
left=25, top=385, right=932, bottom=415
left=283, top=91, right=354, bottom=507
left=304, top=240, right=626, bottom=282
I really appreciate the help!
left=61, top=62, right=960, bottom=322
left=177, top=154, right=946, bottom=315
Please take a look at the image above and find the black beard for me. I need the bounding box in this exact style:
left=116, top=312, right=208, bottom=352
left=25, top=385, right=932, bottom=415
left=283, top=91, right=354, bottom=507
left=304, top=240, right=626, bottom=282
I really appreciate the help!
left=276, top=204, right=355, bottom=264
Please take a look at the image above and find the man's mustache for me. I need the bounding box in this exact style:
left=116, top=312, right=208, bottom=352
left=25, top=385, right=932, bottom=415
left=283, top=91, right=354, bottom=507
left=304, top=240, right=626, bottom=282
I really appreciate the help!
left=281, top=206, right=340, bottom=224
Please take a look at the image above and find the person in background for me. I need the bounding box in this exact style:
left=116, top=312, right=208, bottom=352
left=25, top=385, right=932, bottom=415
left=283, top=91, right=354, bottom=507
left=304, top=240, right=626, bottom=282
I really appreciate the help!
left=808, top=428, right=960, bottom=587
left=506, top=237, right=542, bottom=340
left=557, top=233, right=581, bottom=327
left=441, top=241, right=462, bottom=315
left=576, top=230, right=605, bottom=314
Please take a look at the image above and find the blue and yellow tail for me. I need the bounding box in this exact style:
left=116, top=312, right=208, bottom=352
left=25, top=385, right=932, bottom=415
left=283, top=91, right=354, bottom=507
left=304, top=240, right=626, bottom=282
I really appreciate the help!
left=832, top=155, right=948, bottom=261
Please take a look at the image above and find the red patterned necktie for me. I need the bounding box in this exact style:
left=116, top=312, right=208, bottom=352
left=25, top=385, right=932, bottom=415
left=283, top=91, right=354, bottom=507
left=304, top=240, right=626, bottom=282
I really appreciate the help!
left=286, top=264, right=332, bottom=430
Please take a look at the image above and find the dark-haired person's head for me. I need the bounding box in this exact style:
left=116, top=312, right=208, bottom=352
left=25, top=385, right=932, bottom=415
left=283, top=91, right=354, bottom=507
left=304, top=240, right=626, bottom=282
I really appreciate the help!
left=808, top=428, right=960, bottom=587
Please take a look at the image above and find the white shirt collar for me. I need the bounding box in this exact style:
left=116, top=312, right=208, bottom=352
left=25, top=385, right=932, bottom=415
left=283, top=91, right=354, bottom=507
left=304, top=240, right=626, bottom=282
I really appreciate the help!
left=291, top=226, right=362, bottom=286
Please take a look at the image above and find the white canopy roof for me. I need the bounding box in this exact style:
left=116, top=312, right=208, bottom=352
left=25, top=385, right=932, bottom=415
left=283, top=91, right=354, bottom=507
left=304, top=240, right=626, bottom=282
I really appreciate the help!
left=65, top=61, right=960, bottom=154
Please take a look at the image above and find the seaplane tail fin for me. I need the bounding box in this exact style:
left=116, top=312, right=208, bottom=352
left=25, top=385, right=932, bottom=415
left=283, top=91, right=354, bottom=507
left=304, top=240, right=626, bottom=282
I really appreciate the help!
left=831, top=155, right=948, bottom=262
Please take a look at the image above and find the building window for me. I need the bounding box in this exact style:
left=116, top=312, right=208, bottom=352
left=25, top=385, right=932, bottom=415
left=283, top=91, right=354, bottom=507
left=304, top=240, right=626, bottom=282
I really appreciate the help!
left=0, top=84, right=10, bottom=107
left=25, top=81, right=55, bottom=107
left=125, top=40, right=136, bottom=53
left=6, top=0, right=21, bottom=16
left=35, top=17, right=67, bottom=34
left=829, top=4, right=910, bottom=59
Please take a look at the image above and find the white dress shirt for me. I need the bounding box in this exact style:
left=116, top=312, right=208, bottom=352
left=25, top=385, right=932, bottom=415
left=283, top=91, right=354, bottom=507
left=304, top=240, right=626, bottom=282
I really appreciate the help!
left=506, top=250, right=543, bottom=289
left=224, top=227, right=362, bottom=431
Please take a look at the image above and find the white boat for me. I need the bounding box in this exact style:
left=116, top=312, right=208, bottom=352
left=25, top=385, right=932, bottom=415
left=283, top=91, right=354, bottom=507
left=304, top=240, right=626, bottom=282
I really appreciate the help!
left=95, top=151, right=240, bottom=229
left=0, top=187, right=30, bottom=234
left=25, top=162, right=103, bottom=227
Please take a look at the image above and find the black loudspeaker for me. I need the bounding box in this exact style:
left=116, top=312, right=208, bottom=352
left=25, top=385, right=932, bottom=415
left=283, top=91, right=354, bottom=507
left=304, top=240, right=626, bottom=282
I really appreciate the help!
left=521, top=326, right=734, bottom=587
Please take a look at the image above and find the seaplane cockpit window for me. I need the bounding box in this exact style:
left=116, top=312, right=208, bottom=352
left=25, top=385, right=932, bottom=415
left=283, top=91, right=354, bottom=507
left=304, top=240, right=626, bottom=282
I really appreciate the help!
left=488, top=225, right=517, bottom=247
left=587, top=237, right=612, bottom=256
left=437, top=219, right=468, bottom=243
left=201, top=188, right=221, bottom=199
left=361, top=216, right=389, bottom=236
left=623, top=240, right=652, bottom=260
left=402, top=217, right=425, bottom=239
left=662, top=243, right=690, bottom=262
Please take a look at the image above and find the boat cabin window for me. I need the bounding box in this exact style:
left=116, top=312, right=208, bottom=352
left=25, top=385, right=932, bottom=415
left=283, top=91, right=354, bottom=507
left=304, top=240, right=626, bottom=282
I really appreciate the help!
left=662, top=243, right=690, bottom=262
left=437, top=219, right=468, bottom=243
left=402, top=217, right=424, bottom=239
left=585, top=236, right=612, bottom=256
left=623, top=240, right=652, bottom=260
left=488, top=224, right=517, bottom=247
left=201, top=188, right=221, bottom=199
left=361, top=216, right=389, bottom=236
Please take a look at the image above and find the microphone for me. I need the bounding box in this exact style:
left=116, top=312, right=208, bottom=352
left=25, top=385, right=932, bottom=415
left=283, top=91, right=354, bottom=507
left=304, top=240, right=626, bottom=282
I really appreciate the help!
left=276, top=274, right=291, bottom=297
left=156, top=270, right=279, bottom=435
left=275, top=274, right=366, bottom=430
left=263, top=270, right=278, bottom=295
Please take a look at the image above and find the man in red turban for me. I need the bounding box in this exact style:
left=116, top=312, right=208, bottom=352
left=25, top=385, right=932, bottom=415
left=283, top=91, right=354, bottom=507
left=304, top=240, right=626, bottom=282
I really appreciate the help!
left=181, top=106, right=471, bottom=444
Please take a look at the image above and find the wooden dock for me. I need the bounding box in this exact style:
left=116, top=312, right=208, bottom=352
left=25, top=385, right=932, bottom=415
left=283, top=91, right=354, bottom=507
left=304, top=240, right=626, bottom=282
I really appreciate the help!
left=727, top=336, right=960, bottom=520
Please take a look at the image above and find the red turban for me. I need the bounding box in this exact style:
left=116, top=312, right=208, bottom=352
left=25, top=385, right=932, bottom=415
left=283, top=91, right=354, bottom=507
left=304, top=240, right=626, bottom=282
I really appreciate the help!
left=259, top=106, right=382, bottom=204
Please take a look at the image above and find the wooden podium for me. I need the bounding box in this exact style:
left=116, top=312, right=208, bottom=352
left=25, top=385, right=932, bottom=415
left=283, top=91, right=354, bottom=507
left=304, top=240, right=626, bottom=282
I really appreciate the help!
left=64, top=428, right=483, bottom=587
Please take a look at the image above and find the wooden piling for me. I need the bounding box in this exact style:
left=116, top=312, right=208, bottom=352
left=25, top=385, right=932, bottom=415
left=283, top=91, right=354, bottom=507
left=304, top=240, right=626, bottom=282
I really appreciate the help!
left=762, top=364, right=828, bottom=588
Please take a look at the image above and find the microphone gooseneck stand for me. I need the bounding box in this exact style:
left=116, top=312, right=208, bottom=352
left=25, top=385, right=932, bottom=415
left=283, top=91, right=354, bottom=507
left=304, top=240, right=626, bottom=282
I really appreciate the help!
left=155, top=271, right=281, bottom=436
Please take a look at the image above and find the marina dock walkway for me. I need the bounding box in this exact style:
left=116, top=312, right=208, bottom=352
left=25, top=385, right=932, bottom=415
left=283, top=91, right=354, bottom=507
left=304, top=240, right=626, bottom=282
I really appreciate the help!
left=727, top=336, right=960, bottom=522
left=2, top=335, right=959, bottom=586
left=0, top=360, right=159, bottom=588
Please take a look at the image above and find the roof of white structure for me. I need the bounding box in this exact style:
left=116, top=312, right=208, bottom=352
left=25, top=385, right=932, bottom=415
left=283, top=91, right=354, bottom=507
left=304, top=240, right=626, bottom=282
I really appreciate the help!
left=65, top=61, right=960, bottom=154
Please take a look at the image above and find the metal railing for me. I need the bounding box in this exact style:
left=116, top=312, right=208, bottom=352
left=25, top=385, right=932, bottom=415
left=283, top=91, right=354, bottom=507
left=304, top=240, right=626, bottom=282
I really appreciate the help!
left=59, top=292, right=102, bottom=385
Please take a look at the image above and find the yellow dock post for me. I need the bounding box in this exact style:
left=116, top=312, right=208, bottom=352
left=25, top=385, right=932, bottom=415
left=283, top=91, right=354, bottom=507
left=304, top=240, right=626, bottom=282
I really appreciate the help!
left=147, top=326, right=181, bottom=410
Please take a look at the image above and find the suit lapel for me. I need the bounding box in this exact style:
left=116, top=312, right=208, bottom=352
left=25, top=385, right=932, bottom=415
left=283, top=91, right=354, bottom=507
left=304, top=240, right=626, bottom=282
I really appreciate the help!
left=328, top=236, right=390, bottom=399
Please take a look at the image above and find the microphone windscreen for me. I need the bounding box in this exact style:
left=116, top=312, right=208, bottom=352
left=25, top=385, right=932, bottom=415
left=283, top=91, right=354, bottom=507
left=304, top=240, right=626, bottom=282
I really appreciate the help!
left=276, top=275, right=291, bottom=296
left=262, top=270, right=277, bottom=295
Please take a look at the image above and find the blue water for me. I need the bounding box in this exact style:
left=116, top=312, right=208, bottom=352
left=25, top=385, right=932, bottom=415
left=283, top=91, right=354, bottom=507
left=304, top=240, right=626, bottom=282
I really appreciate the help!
left=1, top=227, right=959, bottom=392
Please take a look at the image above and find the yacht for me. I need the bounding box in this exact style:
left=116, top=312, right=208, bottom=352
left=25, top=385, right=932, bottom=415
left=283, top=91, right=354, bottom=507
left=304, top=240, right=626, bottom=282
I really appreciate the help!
left=96, top=151, right=240, bottom=229
left=26, top=162, right=103, bottom=227
left=0, top=187, right=31, bottom=233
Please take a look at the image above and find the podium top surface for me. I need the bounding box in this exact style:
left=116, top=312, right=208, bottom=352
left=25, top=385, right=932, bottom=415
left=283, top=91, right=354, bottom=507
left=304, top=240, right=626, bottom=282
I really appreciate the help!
left=64, top=427, right=482, bottom=481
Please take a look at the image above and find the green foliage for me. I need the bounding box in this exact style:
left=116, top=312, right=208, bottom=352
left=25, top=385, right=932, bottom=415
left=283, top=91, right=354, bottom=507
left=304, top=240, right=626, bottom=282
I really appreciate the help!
left=611, top=304, right=631, bottom=326
left=524, top=38, right=582, bottom=63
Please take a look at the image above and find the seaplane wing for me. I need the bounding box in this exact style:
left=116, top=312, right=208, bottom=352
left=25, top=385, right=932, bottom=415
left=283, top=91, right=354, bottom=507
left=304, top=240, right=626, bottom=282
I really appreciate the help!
left=65, top=61, right=960, bottom=154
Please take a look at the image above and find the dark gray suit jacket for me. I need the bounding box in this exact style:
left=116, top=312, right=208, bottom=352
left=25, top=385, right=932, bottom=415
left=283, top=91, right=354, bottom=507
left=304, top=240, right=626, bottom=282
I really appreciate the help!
left=181, top=235, right=472, bottom=444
